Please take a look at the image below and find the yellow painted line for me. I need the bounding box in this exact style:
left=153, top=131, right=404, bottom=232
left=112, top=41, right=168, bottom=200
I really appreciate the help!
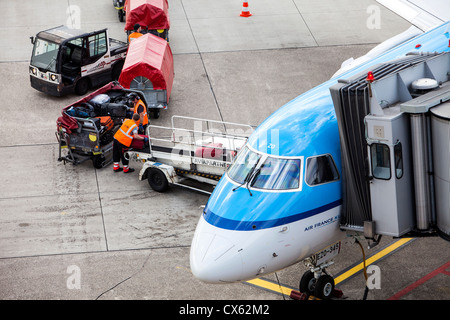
left=245, top=238, right=415, bottom=295
left=334, top=237, right=414, bottom=285
left=246, top=278, right=293, bottom=296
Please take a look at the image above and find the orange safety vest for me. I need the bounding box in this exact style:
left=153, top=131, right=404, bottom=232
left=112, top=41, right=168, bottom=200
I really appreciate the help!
left=134, top=99, right=148, bottom=126
left=114, top=119, right=138, bottom=147
left=128, top=32, right=143, bottom=42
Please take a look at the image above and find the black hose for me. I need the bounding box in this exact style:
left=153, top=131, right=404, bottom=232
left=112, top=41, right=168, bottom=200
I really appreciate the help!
left=355, top=238, right=369, bottom=300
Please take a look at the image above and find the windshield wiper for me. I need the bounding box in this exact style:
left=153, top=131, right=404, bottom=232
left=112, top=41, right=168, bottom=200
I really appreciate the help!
left=246, top=168, right=261, bottom=197
left=232, top=167, right=260, bottom=197
left=232, top=166, right=255, bottom=193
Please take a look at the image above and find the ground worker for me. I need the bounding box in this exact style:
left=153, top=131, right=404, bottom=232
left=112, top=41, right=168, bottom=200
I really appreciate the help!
left=133, top=95, right=148, bottom=134
left=112, top=113, right=148, bottom=173
left=128, top=23, right=143, bottom=42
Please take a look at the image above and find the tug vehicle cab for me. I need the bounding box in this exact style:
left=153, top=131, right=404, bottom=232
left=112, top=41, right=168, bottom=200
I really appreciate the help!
left=29, top=26, right=127, bottom=96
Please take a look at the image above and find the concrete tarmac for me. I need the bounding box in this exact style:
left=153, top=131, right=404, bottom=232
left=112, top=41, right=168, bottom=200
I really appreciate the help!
left=0, top=0, right=449, bottom=303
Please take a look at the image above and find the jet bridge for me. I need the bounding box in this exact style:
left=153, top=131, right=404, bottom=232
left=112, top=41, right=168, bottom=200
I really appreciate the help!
left=330, top=52, right=450, bottom=241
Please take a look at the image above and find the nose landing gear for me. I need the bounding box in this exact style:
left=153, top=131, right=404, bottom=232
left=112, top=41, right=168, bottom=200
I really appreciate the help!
left=290, top=242, right=344, bottom=300
left=298, top=261, right=340, bottom=300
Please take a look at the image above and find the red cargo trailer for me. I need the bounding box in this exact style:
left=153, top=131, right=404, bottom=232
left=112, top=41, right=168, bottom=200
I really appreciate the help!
left=125, top=0, right=170, bottom=41
left=118, top=33, right=174, bottom=119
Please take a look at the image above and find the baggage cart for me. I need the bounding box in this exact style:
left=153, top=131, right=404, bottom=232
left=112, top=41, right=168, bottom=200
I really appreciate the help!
left=56, top=81, right=149, bottom=168
left=126, top=116, right=255, bottom=194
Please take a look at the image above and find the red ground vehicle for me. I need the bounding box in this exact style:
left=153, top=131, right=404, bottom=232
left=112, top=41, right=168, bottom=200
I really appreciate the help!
left=56, top=82, right=148, bottom=168
left=124, top=0, right=170, bottom=41
left=118, top=33, right=174, bottom=119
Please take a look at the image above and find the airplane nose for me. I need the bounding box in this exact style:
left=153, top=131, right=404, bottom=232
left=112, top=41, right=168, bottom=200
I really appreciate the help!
left=190, top=229, right=243, bottom=283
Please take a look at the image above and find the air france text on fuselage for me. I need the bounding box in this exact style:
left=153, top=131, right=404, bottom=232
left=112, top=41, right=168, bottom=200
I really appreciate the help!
left=304, top=215, right=339, bottom=232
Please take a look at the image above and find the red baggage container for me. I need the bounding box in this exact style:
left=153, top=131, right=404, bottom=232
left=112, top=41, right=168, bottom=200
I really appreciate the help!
left=130, top=134, right=149, bottom=149
left=125, top=0, right=170, bottom=32
left=118, top=34, right=174, bottom=112
left=195, top=143, right=224, bottom=159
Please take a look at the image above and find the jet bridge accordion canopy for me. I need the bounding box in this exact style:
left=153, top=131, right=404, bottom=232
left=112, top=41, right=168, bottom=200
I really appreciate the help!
left=124, top=0, right=170, bottom=31
left=118, top=33, right=174, bottom=102
left=329, top=53, right=441, bottom=232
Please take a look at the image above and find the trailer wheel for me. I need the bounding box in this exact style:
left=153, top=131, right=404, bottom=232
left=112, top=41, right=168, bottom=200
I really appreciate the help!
left=92, top=154, right=106, bottom=169
left=147, top=168, right=169, bottom=192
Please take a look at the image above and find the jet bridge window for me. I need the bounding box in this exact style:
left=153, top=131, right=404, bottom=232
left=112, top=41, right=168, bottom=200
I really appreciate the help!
left=370, top=143, right=391, bottom=180
left=305, top=154, right=339, bottom=186
left=394, top=142, right=403, bottom=179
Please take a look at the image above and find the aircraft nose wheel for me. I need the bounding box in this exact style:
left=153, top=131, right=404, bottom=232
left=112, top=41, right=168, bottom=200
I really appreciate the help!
left=299, top=270, right=316, bottom=295
left=314, top=274, right=335, bottom=300
left=298, top=271, right=337, bottom=300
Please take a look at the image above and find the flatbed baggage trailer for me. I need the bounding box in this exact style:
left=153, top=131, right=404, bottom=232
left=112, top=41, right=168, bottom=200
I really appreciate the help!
left=126, top=116, right=255, bottom=194
left=56, top=81, right=149, bottom=168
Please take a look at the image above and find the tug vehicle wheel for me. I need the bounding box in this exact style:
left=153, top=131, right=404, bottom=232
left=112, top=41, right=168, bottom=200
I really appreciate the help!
left=75, top=78, right=90, bottom=95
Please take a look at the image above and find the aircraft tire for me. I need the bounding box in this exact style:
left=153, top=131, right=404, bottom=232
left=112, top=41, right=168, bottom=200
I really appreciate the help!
left=314, top=275, right=335, bottom=300
left=299, top=270, right=316, bottom=295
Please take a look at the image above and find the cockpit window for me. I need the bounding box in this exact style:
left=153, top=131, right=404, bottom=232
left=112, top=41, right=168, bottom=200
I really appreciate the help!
left=227, top=146, right=301, bottom=190
left=305, top=154, right=339, bottom=186
left=227, top=146, right=261, bottom=184
left=252, top=157, right=300, bottom=190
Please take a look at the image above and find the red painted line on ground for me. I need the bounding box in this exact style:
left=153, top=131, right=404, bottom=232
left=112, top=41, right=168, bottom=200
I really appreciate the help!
left=388, top=261, right=450, bottom=300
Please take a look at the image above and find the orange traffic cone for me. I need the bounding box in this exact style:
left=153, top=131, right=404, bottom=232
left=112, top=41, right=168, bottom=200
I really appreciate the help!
left=240, top=1, right=252, bottom=17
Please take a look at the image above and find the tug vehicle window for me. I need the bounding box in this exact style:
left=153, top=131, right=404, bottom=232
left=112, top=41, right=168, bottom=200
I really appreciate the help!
left=30, top=39, right=59, bottom=72
left=371, top=143, right=391, bottom=180
left=305, top=154, right=339, bottom=186
left=88, top=32, right=107, bottom=61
